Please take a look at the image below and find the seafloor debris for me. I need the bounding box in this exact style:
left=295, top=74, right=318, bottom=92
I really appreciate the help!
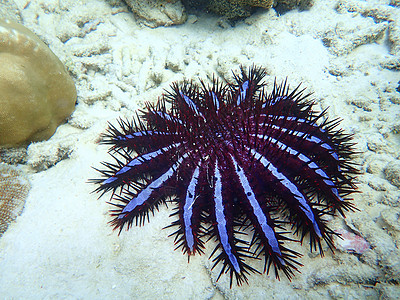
left=322, top=21, right=387, bottom=56
left=0, top=163, right=30, bottom=237
left=336, top=0, right=400, bottom=55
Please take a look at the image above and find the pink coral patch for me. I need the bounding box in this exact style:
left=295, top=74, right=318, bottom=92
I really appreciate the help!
left=335, top=229, right=370, bottom=254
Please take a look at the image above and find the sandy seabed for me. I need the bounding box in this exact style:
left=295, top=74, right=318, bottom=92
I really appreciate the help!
left=1, top=0, right=400, bottom=299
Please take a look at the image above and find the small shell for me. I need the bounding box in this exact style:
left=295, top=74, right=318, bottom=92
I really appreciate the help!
left=0, top=163, right=30, bottom=237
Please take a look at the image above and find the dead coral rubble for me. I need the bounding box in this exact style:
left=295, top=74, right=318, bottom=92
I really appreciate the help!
left=336, top=0, right=400, bottom=55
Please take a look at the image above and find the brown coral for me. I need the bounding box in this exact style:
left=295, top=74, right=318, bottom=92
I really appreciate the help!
left=227, top=0, right=273, bottom=8
left=0, top=163, right=30, bottom=237
left=0, top=19, right=77, bottom=147
left=206, top=0, right=312, bottom=21
left=207, top=0, right=254, bottom=20
left=276, top=0, right=314, bottom=10
left=123, top=0, right=187, bottom=28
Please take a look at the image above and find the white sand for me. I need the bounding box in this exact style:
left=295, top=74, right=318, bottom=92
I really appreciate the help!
left=1, top=0, right=400, bottom=298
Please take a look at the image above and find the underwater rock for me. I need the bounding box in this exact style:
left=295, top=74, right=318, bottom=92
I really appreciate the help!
left=380, top=56, right=400, bottom=71
left=123, top=0, right=187, bottom=28
left=27, top=134, right=75, bottom=172
left=389, top=21, right=400, bottom=56
left=0, top=163, right=30, bottom=237
left=383, top=160, right=400, bottom=188
left=381, top=208, right=400, bottom=233
left=0, top=19, right=77, bottom=147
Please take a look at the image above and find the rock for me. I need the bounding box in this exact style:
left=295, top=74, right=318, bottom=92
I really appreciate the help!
left=366, top=134, right=391, bottom=153
left=0, top=19, right=77, bottom=147
left=381, top=251, right=400, bottom=281
left=383, top=160, right=400, bottom=188
left=26, top=133, right=77, bottom=172
left=380, top=56, right=400, bottom=71
left=381, top=208, right=400, bottom=232
left=124, top=0, right=187, bottom=28
left=379, top=285, right=400, bottom=299
left=308, top=255, right=379, bottom=286
left=389, top=21, right=400, bottom=56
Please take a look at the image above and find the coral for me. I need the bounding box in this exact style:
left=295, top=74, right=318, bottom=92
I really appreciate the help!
left=206, top=0, right=258, bottom=20
left=275, top=0, right=314, bottom=11
left=192, top=0, right=312, bottom=21
left=0, top=163, right=30, bottom=237
left=228, top=0, right=273, bottom=9
left=0, top=19, right=77, bottom=147
left=123, top=0, right=187, bottom=28
left=334, top=229, right=370, bottom=254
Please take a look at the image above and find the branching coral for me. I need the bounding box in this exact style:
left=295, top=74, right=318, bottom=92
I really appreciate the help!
left=0, top=19, right=77, bottom=147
